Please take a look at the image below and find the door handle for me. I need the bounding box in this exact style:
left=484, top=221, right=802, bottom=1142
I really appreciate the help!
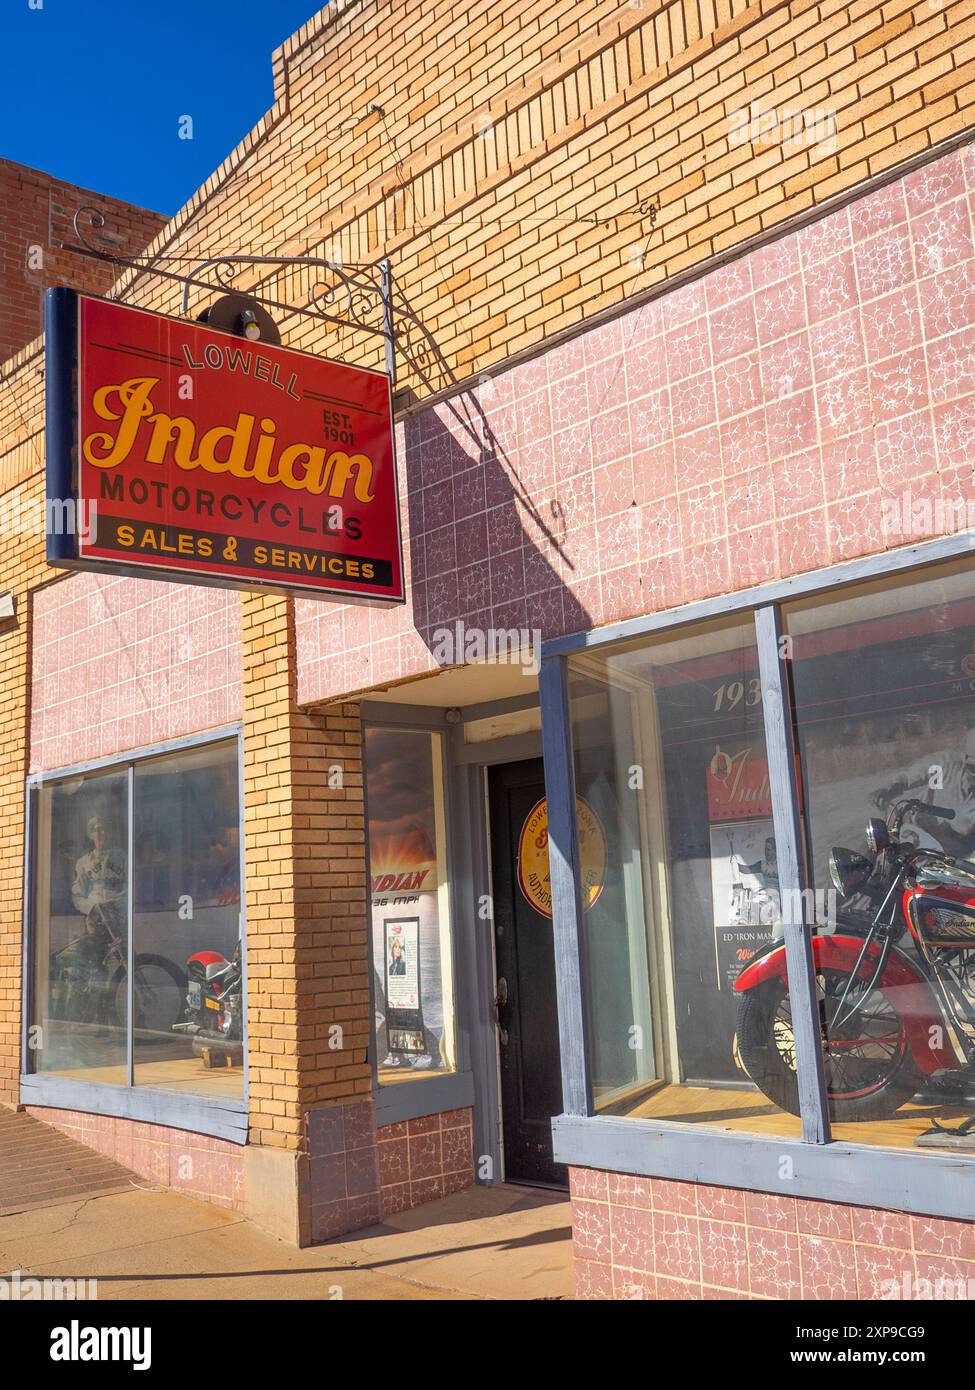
left=494, top=976, right=509, bottom=1045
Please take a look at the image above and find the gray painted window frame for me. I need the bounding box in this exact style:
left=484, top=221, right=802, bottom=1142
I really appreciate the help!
left=539, top=533, right=975, bottom=1220
left=361, top=696, right=544, bottom=1180
left=20, top=724, right=248, bottom=1145
left=361, top=703, right=478, bottom=1130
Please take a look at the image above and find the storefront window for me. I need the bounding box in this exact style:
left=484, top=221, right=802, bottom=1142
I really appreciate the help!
left=365, top=726, right=456, bottom=1084
left=32, top=767, right=129, bottom=1083
left=786, top=559, right=975, bottom=1150
left=568, top=618, right=800, bottom=1136
left=133, top=742, right=242, bottom=1099
left=30, top=738, right=243, bottom=1102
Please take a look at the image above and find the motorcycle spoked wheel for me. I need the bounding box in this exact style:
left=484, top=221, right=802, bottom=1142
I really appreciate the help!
left=112, top=955, right=187, bottom=1034
left=737, top=967, right=923, bottom=1122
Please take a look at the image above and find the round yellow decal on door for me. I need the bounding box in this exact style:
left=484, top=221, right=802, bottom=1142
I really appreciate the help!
left=517, top=796, right=606, bottom=919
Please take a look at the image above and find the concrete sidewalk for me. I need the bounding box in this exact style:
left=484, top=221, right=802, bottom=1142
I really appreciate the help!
left=0, top=1180, right=574, bottom=1301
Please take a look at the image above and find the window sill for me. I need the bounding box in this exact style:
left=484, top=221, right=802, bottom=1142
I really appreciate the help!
left=373, top=1069, right=475, bottom=1127
left=552, top=1113, right=975, bottom=1223
left=20, top=1073, right=248, bottom=1145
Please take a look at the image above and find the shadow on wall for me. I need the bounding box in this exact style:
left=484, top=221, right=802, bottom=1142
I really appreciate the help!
left=395, top=299, right=599, bottom=659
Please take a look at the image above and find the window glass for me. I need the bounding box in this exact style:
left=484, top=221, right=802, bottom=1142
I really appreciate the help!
left=365, top=727, right=456, bottom=1083
left=30, top=739, right=242, bottom=1102
left=568, top=617, right=800, bottom=1136
left=133, top=741, right=242, bottom=1099
left=32, top=768, right=129, bottom=1082
left=786, top=559, right=975, bottom=1150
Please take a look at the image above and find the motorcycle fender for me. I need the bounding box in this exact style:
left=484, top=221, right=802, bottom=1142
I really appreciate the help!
left=733, top=934, right=957, bottom=1074
left=186, top=950, right=227, bottom=969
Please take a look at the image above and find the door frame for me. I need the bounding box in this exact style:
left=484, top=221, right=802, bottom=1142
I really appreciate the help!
left=450, top=708, right=543, bottom=1187
left=361, top=694, right=541, bottom=1184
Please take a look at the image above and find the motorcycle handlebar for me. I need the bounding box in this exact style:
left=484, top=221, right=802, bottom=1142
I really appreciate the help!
left=887, top=796, right=957, bottom=838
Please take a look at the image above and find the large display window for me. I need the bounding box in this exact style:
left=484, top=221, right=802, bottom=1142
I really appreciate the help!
left=29, top=736, right=243, bottom=1103
left=364, top=725, right=457, bottom=1085
left=785, top=559, right=975, bottom=1149
left=568, top=618, right=798, bottom=1138
left=561, top=555, right=975, bottom=1158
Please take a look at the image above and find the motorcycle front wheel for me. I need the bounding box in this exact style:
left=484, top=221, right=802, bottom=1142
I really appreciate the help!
left=737, top=968, right=922, bottom=1122
left=113, top=955, right=187, bottom=1036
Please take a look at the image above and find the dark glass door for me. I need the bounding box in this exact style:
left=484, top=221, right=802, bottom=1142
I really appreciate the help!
left=488, top=759, right=566, bottom=1187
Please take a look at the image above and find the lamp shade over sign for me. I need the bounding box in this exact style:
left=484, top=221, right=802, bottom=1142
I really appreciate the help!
left=197, top=292, right=282, bottom=346
left=45, top=288, right=405, bottom=603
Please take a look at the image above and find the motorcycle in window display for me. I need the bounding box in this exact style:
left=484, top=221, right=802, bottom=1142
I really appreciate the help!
left=172, top=940, right=243, bottom=1063
left=50, top=900, right=187, bottom=1037
left=735, top=797, right=975, bottom=1124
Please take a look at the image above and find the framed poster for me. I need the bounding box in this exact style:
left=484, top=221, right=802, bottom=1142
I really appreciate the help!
left=384, top=916, right=424, bottom=1052
left=705, top=749, right=778, bottom=990
left=708, top=818, right=778, bottom=990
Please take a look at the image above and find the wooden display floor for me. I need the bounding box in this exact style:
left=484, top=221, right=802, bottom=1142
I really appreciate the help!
left=613, top=1081, right=975, bottom=1151
left=45, top=1055, right=242, bottom=1099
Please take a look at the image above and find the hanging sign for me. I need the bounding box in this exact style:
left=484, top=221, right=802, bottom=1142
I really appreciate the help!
left=45, top=288, right=405, bottom=602
left=517, top=796, right=606, bottom=919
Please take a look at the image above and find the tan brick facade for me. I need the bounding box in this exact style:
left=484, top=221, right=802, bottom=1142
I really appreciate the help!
left=241, top=593, right=371, bottom=1150
left=108, top=0, right=975, bottom=392
left=1, top=0, right=974, bottom=1245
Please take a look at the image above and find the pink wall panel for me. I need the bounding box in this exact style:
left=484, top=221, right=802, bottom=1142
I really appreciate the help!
left=296, top=143, right=975, bottom=706
left=30, top=570, right=242, bottom=772
left=570, top=1167, right=975, bottom=1301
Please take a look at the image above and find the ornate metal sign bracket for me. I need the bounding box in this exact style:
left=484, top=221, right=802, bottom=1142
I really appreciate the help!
left=64, top=210, right=395, bottom=384
left=179, top=251, right=396, bottom=387
left=66, top=207, right=451, bottom=397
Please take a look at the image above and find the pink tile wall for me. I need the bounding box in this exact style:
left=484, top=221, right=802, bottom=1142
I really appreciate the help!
left=27, top=1106, right=244, bottom=1210
left=30, top=571, right=242, bottom=772
left=296, top=142, right=975, bottom=705
left=570, top=1167, right=975, bottom=1301
left=306, top=1096, right=474, bottom=1242
left=377, top=1106, right=475, bottom=1217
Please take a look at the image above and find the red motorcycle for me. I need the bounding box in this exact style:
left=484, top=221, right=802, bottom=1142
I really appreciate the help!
left=735, top=797, right=975, bottom=1121
left=171, top=940, right=242, bottom=1060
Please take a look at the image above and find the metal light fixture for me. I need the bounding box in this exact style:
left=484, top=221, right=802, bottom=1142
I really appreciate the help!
left=239, top=307, right=262, bottom=341
left=196, top=292, right=281, bottom=345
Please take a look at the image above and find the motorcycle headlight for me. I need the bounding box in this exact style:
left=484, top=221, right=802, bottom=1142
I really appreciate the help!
left=829, top=847, right=874, bottom=897
left=865, top=817, right=890, bottom=854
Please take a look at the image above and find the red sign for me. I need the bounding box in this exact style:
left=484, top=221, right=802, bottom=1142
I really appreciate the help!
left=46, top=291, right=404, bottom=601
left=706, top=749, right=773, bottom=821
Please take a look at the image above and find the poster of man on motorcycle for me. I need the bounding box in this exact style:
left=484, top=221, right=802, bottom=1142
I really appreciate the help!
left=870, top=729, right=975, bottom=860
left=55, top=815, right=127, bottom=1022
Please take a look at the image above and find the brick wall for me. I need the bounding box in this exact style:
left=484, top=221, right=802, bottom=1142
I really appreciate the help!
left=111, top=0, right=975, bottom=397
left=241, top=594, right=371, bottom=1150
left=27, top=1107, right=245, bottom=1211
left=305, top=1098, right=474, bottom=1239
left=0, top=470, right=45, bottom=1102
left=570, top=1167, right=975, bottom=1299
left=0, top=159, right=165, bottom=364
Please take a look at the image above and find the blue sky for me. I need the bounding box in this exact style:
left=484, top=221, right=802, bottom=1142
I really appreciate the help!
left=1, top=1, right=324, bottom=215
